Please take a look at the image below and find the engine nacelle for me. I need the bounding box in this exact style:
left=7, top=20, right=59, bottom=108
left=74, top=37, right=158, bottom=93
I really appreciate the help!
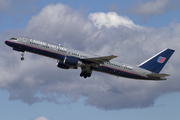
left=63, top=56, right=84, bottom=67
left=57, top=61, right=70, bottom=69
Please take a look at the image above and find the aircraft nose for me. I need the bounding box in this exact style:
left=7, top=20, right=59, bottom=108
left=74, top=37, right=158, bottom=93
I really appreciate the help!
left=5, top=40, right=8, bottom=45
left=5, top=40, right=11, bottom=46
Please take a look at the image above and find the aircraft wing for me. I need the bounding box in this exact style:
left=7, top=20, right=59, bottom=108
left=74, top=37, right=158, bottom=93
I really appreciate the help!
left=147, top=73, right=170, bottom=78
left=82, top=55, right=117, bottom=64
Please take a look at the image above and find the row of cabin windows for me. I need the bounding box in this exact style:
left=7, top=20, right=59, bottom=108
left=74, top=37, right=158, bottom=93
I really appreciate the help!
left=30, top=41, right=67, bottom=53
left=30, top=41, right=88, bottom=58
left=124, top=67, right=133, bottom=71
left=71, top=53, right=87, bottom=58
left=30, top=42, right=38, bottom=45
left=105, top=62, right=121, bottom=68
left=58, top=49, right=66, bottom=53
left=105, top=62, right=133, bottom=71
left=42, top=45, right=49, bottom=48
left=30, top=42, right=49, bottom=48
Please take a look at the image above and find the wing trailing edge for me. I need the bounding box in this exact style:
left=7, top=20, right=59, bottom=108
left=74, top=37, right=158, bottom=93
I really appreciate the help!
left=82, top=55, right=117, bottom=64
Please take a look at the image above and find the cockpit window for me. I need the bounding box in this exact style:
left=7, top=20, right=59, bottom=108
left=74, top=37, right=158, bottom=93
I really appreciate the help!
left=10, top=38, right=17, bottom=40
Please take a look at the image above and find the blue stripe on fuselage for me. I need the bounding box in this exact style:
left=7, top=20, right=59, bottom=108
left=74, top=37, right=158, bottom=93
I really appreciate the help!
left=94, top=65, right=149, bottom=80
left=6, top=40, right=65, bottom=60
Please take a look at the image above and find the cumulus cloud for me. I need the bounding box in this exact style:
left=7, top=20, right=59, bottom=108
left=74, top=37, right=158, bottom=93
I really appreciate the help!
left=33, top=116, right=49, bottom=120
left=89, top=12, right=139, bottom=29
left=129, top=0, right=180, bottom=18
left=1, top=3, right=180, bottom=110
left=26, top=3, right=94, bottom=49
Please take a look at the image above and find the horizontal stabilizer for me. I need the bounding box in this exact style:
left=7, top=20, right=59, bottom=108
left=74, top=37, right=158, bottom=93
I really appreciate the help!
left=83, top=55, right=117, bottom=64
left=147, top=73, right=170, bottom=78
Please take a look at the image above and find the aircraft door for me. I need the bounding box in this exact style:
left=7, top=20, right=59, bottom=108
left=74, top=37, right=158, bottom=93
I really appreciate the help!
left=135, top=68, right=140, bottom=75
left=22, top=37, right=27, bottom=44
left=136, top=68, right=142, bottom=75
left=53, top=47, right=58, bottom=53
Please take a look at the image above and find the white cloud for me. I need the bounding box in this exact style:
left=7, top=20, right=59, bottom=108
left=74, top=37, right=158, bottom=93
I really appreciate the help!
left=33, top=116, right=49, bottom=120
left=26, top=3, right=93, bottom=49
left=89, top=12, right=139, bottom=29
left=130, top=0, right=179, bottom=18
left=1, top=3, right=180, bottom=110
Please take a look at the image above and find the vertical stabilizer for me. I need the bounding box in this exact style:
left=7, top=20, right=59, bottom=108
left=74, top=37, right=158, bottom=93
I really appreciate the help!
left=139, top=48, right=175, bottom=73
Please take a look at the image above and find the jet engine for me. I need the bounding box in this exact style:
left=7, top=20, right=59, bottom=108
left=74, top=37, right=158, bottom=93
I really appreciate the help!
left=57, top=60, right=70, bottom=69
left=57, top=56, right=84, bottom=69
left=63, top=56, right=84, bottom=67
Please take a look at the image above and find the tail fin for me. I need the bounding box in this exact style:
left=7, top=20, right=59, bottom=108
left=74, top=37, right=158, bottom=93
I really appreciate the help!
left=139, top=48, right=175, bottom=73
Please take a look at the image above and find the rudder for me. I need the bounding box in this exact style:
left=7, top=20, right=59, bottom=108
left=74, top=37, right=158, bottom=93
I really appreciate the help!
left=139, top=48, right=175, bottom=73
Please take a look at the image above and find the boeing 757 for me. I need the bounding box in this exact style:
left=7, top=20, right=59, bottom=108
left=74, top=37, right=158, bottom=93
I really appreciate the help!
left=5, top=37, right=175, bottom=80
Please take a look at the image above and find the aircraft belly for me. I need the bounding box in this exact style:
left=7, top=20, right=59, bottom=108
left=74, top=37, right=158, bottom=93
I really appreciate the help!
left=94, top=66, right=149, bottom=80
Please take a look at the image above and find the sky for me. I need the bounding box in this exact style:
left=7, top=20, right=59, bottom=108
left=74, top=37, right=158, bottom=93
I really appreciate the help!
left=0, top=0, right=180, bottom=120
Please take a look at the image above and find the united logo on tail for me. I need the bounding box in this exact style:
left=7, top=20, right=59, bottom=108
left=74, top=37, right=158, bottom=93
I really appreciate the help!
left=157, top=56, right=166, bottom=63
left=139, top=48, right=174, bottom=73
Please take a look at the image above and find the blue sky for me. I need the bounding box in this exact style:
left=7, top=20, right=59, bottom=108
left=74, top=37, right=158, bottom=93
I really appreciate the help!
left=1, top=0, right=180, bottom=120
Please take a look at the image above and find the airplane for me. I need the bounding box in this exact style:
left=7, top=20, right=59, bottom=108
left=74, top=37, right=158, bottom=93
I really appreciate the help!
left=5, top=36, right=175, bottom=80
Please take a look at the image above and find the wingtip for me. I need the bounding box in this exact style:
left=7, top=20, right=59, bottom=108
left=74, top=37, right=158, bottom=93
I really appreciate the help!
left=112, top=55, right=118, bottom=57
